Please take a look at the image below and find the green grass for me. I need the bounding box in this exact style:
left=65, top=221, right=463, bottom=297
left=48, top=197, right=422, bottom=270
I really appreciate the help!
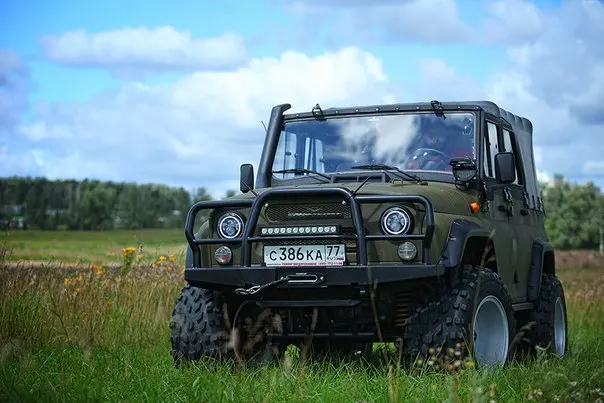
left=1, top=231, right=604, bottom=402
left=2, top=228, right=186, bottom=265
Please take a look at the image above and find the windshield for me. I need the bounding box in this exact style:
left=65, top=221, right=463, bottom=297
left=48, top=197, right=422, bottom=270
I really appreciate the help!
left=271, top=111, right=476, bottom=179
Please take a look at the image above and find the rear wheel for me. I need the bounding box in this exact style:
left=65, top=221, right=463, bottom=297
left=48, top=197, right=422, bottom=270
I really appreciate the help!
left=403, top=265, right=517, bottom=369
left=525, top=273, right=568, bottom=357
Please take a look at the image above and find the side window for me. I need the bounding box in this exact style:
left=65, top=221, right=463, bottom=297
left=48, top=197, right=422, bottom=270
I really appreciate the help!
left=272, top=132, right=297, bottom=179
left=485, top=122, right=499, bottom=178
left=502, top=129, right=521, bottom=185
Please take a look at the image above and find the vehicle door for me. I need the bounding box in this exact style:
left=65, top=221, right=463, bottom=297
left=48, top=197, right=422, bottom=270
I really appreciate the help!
left=481, top=117, right=519, bottom=298
left=500, top=123, right=533, bottom=301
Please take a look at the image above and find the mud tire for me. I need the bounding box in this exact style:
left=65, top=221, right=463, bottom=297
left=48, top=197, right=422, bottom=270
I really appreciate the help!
left=169, top=284, right=231, bottom=367
left=402, top=265, right=517, bottom=369
left=525, top=273, right=568, bottom=357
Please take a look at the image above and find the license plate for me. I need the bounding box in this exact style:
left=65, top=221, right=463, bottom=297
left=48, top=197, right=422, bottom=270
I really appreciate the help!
left=263, top=244, right=346, bottom=267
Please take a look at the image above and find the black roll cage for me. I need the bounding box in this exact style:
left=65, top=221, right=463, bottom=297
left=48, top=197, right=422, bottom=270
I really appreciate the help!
left=184, top=186, right=436, bottom=268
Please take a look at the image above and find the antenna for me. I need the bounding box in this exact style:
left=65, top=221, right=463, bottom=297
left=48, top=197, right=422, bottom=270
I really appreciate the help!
left=261, top=120, right=267, bottom=133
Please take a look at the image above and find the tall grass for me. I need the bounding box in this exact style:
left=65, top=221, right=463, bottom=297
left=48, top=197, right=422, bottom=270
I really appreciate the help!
left=1, top=235, right=603, bottom=401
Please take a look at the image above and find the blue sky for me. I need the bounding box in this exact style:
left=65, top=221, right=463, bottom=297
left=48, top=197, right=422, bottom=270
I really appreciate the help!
left=1, top=0, right=603, bottom=197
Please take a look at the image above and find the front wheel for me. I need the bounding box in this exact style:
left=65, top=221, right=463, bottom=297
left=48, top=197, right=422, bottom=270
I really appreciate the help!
left=403, top=265, right=517, bottom=370
left=169, top=284, right=231, bottom=367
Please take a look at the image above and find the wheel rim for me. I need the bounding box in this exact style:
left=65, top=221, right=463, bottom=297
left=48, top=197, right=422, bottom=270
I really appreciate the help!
left=472, top=295, right=509, bottom=367
left=554, top=297, right=567, bottom=357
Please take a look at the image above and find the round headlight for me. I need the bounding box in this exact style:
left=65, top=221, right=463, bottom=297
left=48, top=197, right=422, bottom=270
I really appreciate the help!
left=381, top=207, right=412, bottom=235
left=217, top=212, right=244, bottom=239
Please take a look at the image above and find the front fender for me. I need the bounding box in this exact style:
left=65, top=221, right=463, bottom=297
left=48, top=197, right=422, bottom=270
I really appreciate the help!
left=438, top=219, right=492, bottom=268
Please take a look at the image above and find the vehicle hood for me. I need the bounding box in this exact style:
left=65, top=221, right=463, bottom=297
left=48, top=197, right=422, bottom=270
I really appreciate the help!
left=227, top=181, right=478, bottom=215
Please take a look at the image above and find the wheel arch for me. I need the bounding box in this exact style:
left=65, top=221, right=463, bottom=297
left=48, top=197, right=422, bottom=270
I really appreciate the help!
left=527, top=238, right=556, bottom=301
left=438, top=219, right=497, bottom=272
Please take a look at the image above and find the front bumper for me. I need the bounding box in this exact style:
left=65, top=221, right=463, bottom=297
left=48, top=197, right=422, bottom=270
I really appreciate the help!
left=185, top=264, right=444, bottom=289
left=183, top=186, right=441, bottom=294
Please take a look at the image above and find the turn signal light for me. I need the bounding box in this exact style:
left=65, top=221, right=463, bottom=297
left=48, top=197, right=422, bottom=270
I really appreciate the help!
left=469, top=201, right=480, bottom=213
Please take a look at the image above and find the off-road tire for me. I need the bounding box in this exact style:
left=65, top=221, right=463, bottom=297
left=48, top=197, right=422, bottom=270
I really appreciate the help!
left=169, top=284, right=231, bottom=367
left=402, top=265, right=517, bottom=369
left=525, top=273, right=568, bottom=357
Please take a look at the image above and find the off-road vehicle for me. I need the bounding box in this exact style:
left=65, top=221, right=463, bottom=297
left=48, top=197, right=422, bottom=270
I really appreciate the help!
left=169, top=100, right=568, bottom=368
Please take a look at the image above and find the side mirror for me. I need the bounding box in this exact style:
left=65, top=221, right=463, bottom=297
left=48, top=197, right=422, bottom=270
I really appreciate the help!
left=450, top=157, right=477, bottom=184
left=495, top=152, right=516, bottom=184
left=240, top=163, right=254, bottom=193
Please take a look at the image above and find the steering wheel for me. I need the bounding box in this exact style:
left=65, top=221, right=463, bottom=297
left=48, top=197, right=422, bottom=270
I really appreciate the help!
left=406, top=148, right=451, bottom=171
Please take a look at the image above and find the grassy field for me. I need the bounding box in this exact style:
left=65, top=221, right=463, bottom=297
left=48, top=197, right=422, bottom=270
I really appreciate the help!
left=1, top=230, right=604, bottom=402
left=2, top=229, right=186, bottom=266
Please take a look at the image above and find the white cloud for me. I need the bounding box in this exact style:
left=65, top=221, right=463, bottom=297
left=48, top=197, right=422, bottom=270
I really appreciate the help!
left=40, top=27, right=248, bottom=75
left=11, top=47, right=392, bottom=198
left=283, top=0, right=472, bottom=44
left=481, top=0, right=543, bottom=44
left=505, top=0, right=604, bottom=124
left=412, top=58, right=485, bottom=99
left=283, top=0, right=550, bottom=46
left=401, top=1, right=604, bottom=187
left=486, top=0, right=604, bottom=184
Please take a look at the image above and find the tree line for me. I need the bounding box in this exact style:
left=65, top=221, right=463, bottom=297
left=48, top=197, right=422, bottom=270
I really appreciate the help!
left=1, top=175, right=602, bottom=250
left=0, top=176, right=236, bottom=231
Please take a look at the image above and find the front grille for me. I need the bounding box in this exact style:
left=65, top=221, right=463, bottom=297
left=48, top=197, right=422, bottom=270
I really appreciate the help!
left=265, top=203, right=352, bottom=222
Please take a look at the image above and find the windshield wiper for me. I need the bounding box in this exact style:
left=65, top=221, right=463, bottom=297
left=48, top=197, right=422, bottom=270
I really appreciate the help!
left=272, top=168, right=332, bottom=182
left=350, top=164, right=423, bottom=183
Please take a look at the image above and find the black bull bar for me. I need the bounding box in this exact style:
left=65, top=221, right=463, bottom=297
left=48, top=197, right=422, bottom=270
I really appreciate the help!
left=183, top=186, right=441, bottom=287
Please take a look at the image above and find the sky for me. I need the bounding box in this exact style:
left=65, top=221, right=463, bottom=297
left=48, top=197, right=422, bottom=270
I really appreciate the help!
left=1, top=0, right=603, bottom=198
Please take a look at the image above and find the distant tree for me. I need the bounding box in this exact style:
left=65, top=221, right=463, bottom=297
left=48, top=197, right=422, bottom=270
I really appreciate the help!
left=541, top=176, right=603, bottom=250
left=191, top=187, right=212, bottom=203
left=224, top=189, right=238, bottom=199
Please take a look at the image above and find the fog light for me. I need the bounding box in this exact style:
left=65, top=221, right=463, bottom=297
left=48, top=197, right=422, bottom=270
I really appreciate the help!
left=215, top=246, right=232, bottom=265
left=397, top=242, right=417, bottom=261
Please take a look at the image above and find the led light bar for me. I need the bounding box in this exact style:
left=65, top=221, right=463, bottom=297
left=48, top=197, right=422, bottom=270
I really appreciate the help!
left=260, top=225, right=339, bottom=236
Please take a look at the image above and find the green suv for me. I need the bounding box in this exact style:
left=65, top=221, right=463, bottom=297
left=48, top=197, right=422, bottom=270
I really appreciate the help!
left=169, top=100, right=568, bottom=369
